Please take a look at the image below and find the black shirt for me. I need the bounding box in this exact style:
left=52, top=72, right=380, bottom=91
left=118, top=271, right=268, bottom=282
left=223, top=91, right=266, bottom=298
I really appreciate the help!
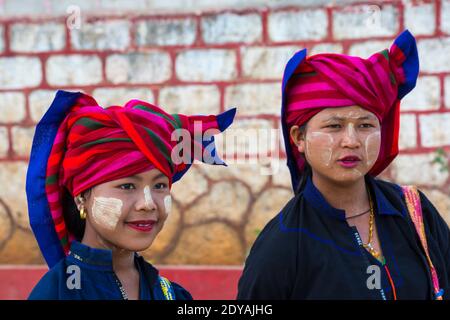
left=237, top=175, right=450, bottom=300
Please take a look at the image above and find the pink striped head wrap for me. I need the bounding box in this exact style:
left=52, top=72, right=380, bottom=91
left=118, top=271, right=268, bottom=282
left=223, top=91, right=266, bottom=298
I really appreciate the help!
left=283, top=30, right=419, bottom=183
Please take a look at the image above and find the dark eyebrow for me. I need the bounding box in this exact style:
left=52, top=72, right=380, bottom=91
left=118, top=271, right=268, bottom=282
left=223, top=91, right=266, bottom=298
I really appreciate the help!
left=357, top=115, right=378, bottom=121
left=153, top=173, right=167, bottom=181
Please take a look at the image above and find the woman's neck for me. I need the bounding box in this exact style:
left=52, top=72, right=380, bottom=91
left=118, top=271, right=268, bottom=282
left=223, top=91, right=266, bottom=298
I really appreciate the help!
left=81, top=224, right=140, bottom=300
left=311, top=172, right=370, bottom=217
left=111, top=248, right=135, bottom=273
left=81, top=224, right=135, bottom=273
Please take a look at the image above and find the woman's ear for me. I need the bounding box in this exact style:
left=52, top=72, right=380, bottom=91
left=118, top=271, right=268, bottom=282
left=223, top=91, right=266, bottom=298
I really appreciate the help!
left=73, top=195, right=84, bottom=211
left=290, top=125, right=306, bottom=153
left=73, top=189, right=92, bottom=210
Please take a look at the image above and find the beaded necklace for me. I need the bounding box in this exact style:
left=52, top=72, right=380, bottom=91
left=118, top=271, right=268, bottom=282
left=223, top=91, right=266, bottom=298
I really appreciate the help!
left=362, top=192, right=382, bottom=260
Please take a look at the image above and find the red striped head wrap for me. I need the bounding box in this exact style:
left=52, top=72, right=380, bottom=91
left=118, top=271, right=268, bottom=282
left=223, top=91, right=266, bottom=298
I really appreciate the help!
left=27, top=90, right=235, bottom=267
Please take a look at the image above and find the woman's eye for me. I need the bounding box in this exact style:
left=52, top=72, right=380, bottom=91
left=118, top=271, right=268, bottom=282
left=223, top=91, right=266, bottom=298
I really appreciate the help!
left=118, top=183, right=136, bottom=190
left=360, top=123, right=375, bottom=128
left=154, top=182, right=168, bottom=190
left=326, top=124, right=341, bottom=129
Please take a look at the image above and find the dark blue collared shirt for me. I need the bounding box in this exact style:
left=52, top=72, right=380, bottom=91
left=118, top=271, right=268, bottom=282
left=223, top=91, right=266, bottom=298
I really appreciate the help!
left=28, top=241, right=192, bottom=300
left=238, top=175, right=450, bottom=300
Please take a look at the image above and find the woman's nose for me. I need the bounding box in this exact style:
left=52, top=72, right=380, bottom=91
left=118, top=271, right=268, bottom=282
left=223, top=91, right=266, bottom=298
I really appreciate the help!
left=341, top=124, right=361, bottom=147
left=137, top=186, right=157, bottom=211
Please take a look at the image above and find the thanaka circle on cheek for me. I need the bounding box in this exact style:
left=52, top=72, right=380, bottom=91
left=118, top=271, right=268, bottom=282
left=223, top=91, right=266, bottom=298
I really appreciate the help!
left=164, top=195, right=172, bottom=215
left=92, top=197, right=123, bottom=230
left=306, top=131, right=334, bottom=167
left=364, top=132, right=381, bottom=166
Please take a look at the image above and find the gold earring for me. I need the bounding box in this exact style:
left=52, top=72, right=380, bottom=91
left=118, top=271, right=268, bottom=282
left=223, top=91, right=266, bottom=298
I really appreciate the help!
left=79, top=205, right=87, bottom=220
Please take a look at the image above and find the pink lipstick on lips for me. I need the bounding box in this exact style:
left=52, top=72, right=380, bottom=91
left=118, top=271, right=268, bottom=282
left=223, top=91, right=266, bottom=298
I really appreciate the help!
left=337, top=155, right=361, bottom=168
left=125, top=220, right=156, bottom=232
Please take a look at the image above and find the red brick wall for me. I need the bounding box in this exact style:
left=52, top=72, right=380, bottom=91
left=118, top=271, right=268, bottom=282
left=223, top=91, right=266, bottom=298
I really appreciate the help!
left=1, top=1, right=449, bottom=165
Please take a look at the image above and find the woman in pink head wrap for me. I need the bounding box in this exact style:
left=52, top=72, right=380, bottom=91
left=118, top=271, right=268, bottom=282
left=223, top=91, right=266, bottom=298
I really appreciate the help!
left=238, top=30, right=449, bottom=300
left=26, top=90, right=236, bottom=300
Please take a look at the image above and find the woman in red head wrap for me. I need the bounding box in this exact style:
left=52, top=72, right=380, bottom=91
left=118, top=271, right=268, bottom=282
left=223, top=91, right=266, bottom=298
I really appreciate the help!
left=26, top=90, right=236, bottom=300
left=238, top=30, right=449, bottom=300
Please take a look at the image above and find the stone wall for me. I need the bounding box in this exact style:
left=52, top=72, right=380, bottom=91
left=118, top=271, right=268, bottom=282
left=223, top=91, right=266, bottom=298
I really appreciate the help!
left=0, top=0, right=449, bottom=265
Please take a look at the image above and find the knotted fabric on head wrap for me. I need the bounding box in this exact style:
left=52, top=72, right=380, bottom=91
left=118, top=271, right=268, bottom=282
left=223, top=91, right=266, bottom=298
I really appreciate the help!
left=281, top=30, right=419, bottom=190
left=26, top=90, right=236, bottom=267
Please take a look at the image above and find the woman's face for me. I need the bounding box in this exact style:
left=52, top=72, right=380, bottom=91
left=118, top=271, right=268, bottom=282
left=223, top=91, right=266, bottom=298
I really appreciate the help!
left=290, top=105, right=381, bottom=185
left=79, top=168, right=171, bottom=252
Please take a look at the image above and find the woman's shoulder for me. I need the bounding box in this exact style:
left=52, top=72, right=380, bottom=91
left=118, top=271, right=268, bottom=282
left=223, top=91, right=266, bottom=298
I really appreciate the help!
left=238, top=194, right=302, bottom=299
left=137, top=256, right=193, bottom=300
left=170, top=281, right=193, bottom=300
left=374, top=177, right=449, bottom=249
left=254, top=194, right=299, bottom=237
left=415, top=188, right=450, bottom=251
left=244, top=194, right=302, bottom=267
left=370, top=177, right=433, bottom=215
left=373, top=177, right=446, bottom=220
left=370, top=177, right=404, bottom=197
left=28, top=258, right=68, bottom=300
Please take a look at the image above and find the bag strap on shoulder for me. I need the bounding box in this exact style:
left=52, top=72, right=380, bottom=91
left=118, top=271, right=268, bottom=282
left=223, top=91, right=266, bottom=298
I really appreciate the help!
left=402, top=185, right=444, bottom=300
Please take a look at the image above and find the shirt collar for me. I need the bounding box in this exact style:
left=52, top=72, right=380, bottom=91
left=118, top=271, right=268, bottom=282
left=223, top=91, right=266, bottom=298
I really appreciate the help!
left=303, top=174, right=404, bottom=221
left=68, top=241, right=141, bottom=271
left=365, top=175, right=404, bottom=217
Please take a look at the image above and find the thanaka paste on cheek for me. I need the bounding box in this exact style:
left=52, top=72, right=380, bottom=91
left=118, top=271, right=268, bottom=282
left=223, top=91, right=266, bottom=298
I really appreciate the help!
left=306, top=131, right=334, bottom=167
left=164, top=195, right=172, bottom=215
left=364, top=131, right=381, bottom=167
left=92, top=197, right=123, bottom=230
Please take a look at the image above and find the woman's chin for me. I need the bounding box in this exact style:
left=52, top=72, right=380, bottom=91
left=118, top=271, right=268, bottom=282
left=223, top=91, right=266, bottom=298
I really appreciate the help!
left=326, top=169, right=368, bottom=185
left=128, top=238, right=155, bottom=252
left=116, top=237, right=156, bottom=253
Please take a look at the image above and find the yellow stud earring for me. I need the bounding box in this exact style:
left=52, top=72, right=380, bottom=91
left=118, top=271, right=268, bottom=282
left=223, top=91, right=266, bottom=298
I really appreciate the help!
left=79, top=205, right=87, bottom=220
